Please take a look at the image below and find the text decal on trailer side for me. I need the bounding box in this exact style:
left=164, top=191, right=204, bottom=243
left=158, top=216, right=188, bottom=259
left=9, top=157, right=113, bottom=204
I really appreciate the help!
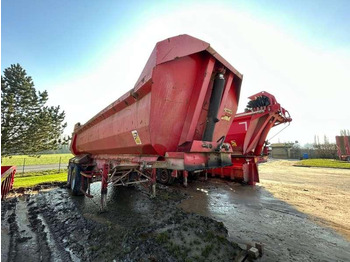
left=68, top=34, right=243, bottom=210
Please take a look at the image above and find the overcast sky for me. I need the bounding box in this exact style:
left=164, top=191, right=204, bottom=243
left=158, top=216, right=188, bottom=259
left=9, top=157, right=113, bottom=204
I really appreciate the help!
left=2, top=0, right=350, bottom=146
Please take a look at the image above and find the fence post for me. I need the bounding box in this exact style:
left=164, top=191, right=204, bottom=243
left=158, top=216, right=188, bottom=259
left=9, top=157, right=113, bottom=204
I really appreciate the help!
left=22, top=158, right=25, bottom=175
left=58, top=157, right=61, bottom=172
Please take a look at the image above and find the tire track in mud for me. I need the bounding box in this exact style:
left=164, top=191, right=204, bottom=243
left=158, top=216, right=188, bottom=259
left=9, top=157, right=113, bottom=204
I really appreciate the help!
left=2, top=185, right=245, bottom=262
left=3, top=197, right=47, bottom=262
left=34, top=189, right=97, bottom=261
left=2, top=194, right=80, bottom=262
left=26, top=201, right=52, bottom=261
left=27, top=197, right=71, bottom=262
left=5, top=200, right=19, bottom=262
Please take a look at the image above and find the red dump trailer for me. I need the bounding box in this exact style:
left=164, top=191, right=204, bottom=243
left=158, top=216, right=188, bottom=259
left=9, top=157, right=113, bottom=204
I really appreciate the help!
left=211, top=91, right=292, bottom=185
left=1, top=166, right=16, bottom=200
left=336, top=136, right=350, bottom=161
left=68, top=34, right=243, bottom=209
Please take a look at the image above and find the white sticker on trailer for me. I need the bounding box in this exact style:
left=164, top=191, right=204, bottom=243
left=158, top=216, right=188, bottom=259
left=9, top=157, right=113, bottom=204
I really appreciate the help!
left=131, top=130, right=142, bottom=145
left=239, top=121, right=248, bottom=131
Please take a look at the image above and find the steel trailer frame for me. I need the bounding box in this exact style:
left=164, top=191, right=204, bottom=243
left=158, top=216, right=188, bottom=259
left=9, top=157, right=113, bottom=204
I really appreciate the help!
left=211, top=91, right=292, bottom=185
left=1, top=166, right=16, bottom=200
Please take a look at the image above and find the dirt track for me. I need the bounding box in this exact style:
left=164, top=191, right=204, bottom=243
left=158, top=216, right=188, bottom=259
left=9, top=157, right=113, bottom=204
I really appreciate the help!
left=2, top=160, right=350, bottom=261
left=180, top=160, right=350, bottom=261
left=259, top=160, right=350, bottom=241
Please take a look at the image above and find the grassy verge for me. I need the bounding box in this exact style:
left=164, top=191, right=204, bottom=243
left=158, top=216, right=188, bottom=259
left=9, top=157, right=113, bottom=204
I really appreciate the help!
left=13, top=170, right=67, bottom=188
left=15, top=169, right=65, bottom=177
left=2, top=153, right=73, bottom=166
left=295, top=159, right=350, bottom=169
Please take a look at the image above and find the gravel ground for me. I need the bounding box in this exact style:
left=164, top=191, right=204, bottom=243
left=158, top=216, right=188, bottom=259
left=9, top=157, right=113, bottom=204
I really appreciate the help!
left=259, top=159, right=350, bottom=240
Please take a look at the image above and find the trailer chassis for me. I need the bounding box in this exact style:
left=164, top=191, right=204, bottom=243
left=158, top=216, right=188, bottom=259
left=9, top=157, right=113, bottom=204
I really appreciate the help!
left=68, top=140, right=232, bottom=211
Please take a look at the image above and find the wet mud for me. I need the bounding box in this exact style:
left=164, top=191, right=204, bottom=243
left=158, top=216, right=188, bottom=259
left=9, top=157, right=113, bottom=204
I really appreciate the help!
left=2, top=165, right=350, bottom=262
left=1, top=182, right=245, bottom=262
left=179, top=178, right=350, bottom=262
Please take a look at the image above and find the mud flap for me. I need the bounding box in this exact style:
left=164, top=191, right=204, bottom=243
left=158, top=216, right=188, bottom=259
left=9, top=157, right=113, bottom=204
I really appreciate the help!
left=70, top=164, right=87, bottom=196
left=66, top=163, right=74, bottom=188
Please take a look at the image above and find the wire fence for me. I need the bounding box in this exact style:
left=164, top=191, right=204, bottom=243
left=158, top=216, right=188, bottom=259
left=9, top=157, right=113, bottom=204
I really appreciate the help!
left=11, top=157, right=68, bottom=175
left=1, top=154, right=72, bottom=175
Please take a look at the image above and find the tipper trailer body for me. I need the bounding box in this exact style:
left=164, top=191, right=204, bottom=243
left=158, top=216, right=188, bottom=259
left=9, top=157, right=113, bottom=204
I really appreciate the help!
left=68, top=34, right=243, bottom=208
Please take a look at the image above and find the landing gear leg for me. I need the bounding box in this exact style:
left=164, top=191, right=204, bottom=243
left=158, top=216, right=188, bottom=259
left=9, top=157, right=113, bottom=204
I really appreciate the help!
left=150, top=169, right=156, bottom=198
left=100, top=164, right=109, bottom=212
left=183, top=170, right=188, bottom=187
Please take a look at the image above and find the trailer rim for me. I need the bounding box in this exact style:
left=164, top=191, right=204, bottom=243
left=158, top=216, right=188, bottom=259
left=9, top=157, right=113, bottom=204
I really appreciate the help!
left=157, top=169, right=175, bottom=185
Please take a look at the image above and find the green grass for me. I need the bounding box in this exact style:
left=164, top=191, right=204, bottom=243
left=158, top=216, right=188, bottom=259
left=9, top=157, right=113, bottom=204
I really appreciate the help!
left=17, top=169, right=66, bottom=177
left=295, top=159, right=350, bottom=169
left=1, top=153, right=73, bottom=166
left=13, top=171, right=67, bottom=188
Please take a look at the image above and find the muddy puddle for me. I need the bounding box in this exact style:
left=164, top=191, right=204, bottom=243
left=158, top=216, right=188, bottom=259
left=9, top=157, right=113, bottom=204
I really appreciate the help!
left=179, top=178, right=350, bottom=262
left=2, top=182, right=246, bottom=262
left=2, top=176, right=350, bottom=262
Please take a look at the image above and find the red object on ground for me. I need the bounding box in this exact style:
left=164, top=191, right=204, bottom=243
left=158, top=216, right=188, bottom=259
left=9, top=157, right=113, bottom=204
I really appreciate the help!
left=1, top=166, right=16, bottom=199
left=336, top=136, right=350, bottom=161
left=68, top=34, right=243, bottom=204
left=211, top=91, right=292, bottom=185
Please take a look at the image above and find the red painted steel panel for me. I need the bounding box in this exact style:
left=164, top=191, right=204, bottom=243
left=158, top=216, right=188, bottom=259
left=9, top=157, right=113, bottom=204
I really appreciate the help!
left=226, top=92, right=292, bottom=156
left=179, top=57, right=215, bottom=145
left=336, top=136, right=350, bottom=160
left=71, top=34, right=243, bottom=158
left=211, top=92, right=292, bottom=184
left=150, top=55, right=200, bottom=155
left=1, top=166, right=16, bottom=199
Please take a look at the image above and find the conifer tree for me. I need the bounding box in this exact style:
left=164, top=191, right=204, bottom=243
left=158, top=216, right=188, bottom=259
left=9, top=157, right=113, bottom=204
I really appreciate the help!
left=1, top=64, right=67, bottom=156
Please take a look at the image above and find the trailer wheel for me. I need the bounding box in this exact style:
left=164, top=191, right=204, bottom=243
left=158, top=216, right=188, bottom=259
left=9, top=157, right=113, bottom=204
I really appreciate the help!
left=156, top=169, right=175, bottom=185
left=189, top=171, right=199, bottom=180
left=70, top=164, right=88, bottom=196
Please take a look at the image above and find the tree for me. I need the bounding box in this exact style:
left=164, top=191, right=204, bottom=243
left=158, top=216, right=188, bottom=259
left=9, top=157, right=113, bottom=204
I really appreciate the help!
left=1, top=64, right=67, bottom=156
left=290, top=142, right=301, bottom=159
left=313, top=135, right=337, bottom=159
left=340, top=129, right=350, bottom=136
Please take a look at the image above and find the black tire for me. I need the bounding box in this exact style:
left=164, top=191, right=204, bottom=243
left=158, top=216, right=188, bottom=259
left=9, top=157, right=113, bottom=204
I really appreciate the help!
left=70, top=164, right=87, bottom=196
left=188, top=171, right=199, bottom=181
left=156, top=169, right=175, bottom=185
